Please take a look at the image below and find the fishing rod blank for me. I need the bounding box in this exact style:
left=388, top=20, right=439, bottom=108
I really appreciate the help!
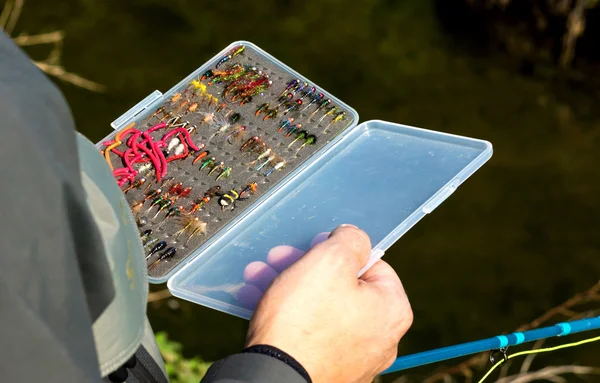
left=382, top=315, right=600, bottom=375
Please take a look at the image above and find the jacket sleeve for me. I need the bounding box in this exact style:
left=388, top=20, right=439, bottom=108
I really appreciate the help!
left=0, top=31, right=114, bottom=382
left=201, top=353, right=309, bottom=383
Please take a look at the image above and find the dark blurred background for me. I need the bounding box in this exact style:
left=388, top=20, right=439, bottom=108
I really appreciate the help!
left=3, top=0, right=600, bottom=381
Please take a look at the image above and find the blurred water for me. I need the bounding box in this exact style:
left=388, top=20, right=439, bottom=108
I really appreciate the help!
left=7, top=0, right=600, bottom=380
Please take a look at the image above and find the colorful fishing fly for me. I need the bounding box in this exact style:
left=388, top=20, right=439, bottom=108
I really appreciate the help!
left=300, top=92, right=324, bottom=113
left=288, top=130, right=308, bottom=148
left=157, top=205, right=184, bottom=228
left=216, top=167, right=232, bottom=181
left=192, top=150, right=210, bottom=165
left=255, top=103, right=270, bottom=117
left=286, top=124, right=302, bottom=138
left=296, top=134, right=317, bottom=154
left=146, top=241, right=167, bottom=260
left=144, top=188, right=162, bottom=201
left=255, top=154, right=276, bottom=172
left=140, top=229, right=152, bottom=244
left=207, top=161, right=225, bottom=176
left=137, top=163, right=153, bottom=175
left=123, top=177, right=147, bottom=193
left=199, top=157, right=216, bottom=170
left=240, top=136, right=261, bottom=152
left=137, top=216, right=148, bottom=227
left=172, top=216, right=208, bottom=245
left=143, top=237, right=160, bottom=251
left=153, top=199, right=174, bottom=219
left=265, top=160, right=286, bottom=177
left=147, top=195, right=166, bottom=213
left=282, top=99, right=303, bottom=115
left=198, top=102, right=227, bottom=127
left=239, top=182, right=258, bottom=198
left=225, top=125, right=247, bottom=144
left=188, top=186, right=221, bottom=213
left=217, top=189, right=241, bottom=211
left=166, top=182, right=184, bottom=197
left=278, top=118, right=295, bottom=133
left=310, top=99, right=332, bottom=118
left=148, top=247, right=177, bottom=270
left=131, top=200, right=145, bottom=212
left=323, top=111, right=347, bottom=132
left=173, top=216, right=205, bottom=240
left=248, top=147, right=272, bottom=165
left=210, top=112, right=241, bottom=140
left=216, top=45, right=245, bottom=68
left=316, top=106, right=338, bottom=125
left=280, top=79, right=300, bottom=97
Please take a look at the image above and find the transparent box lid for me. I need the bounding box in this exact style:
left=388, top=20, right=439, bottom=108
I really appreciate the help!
left=168, top=119, right=492, bottom=319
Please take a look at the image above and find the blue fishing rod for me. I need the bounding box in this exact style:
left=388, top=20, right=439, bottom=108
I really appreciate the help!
left=382, top=315, right=600, bottom=375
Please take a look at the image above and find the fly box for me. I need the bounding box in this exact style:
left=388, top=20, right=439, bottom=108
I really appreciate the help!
left=97, top=41, right=493, bottom=319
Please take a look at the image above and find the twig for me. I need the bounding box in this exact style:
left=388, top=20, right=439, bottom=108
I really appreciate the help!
left=559, top=0, right=586, bottom=68
left=496, top=365, right=600, bottom=383
left=515, top=280, right=600, bottom=332
left=498, top=360, right=512, bottom=380
left=0, top=0, right=13, bottom=29
left=13, top=31, right=64, bottom=46
left=519, top=338, right=546, bottom=374
left=147, top=289, right=172, bottom=303
left=33, top=61, right=106, bottom=92
left=389, top=375, right=410, bottom=383
left=3, top=0, right=23, bottom=35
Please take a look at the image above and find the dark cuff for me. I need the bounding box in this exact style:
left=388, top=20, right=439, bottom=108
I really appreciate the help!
left=201, top=352, right=309, bottom=383
left=243, top=345, right=312, bottom=383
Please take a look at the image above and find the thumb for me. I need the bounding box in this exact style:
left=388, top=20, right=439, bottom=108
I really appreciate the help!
left=302, top=224, right=372, bottom=277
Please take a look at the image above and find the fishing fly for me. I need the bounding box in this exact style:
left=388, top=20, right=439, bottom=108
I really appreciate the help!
left=207, top=161, right=225, bottom=176
left=224, top=125, right=247, bottom=144
left=146, top=241, right=167, bottom=260
left=215, top=45, right=245, bottom=68
left=123, top=177, right=146, bottom=193
left=148, top=247, right=177, bottom=271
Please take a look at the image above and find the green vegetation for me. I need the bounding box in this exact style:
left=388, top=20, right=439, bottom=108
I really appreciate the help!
left=155, top=332, right=212, bottom=383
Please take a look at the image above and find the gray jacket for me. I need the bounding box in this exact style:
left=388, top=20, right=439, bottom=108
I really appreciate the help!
left=0, top=31, right=307, bottom=383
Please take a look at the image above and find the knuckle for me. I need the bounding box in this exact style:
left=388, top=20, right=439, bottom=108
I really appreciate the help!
left=398, top=310, right=414, bottom=339
left=342, top=225, right=371, bottom=247
left=382, top=347, right=398, bottom=371
left=389, top=300, right=413, bottom=340
left=320, top=242, right=349, bottom=267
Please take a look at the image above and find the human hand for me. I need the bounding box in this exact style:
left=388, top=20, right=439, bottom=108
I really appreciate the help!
left=244, top=225, right=413, bottom=383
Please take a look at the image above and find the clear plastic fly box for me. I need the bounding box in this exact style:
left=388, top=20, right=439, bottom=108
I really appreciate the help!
left=97, top=41, right=493, bottom=319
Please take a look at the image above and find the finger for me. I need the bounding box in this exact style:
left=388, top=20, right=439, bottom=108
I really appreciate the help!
left=236, top=284, right=263, bottom=310
left=267, top=245, right=305, bottom=272
left=359, top=259, right=400, bottom=284
left=359, top=259, right=407, bottom=297
left=243, top=261, right=279, bottom=291
left=310, top=232, right=330, bottom=248
left=360, top=260, right=413, bottom=334
left=304, top=224, right=372, bottom=275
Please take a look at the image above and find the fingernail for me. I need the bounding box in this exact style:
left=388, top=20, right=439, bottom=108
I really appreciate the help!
left=328, top=224, right=358, bottom=238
